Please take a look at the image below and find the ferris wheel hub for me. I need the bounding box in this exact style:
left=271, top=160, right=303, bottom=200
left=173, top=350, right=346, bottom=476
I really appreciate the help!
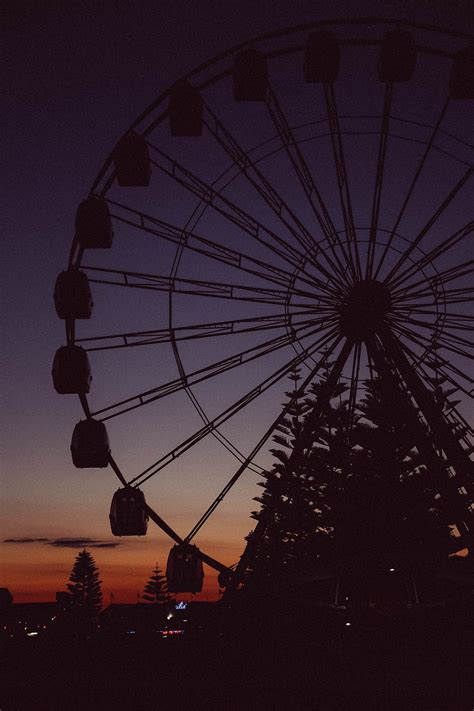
left=338, top=280, right=391, bottom=341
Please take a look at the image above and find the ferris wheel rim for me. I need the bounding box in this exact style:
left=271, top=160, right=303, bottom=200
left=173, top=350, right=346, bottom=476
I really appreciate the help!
left=81, top=18, right=473, bottom=203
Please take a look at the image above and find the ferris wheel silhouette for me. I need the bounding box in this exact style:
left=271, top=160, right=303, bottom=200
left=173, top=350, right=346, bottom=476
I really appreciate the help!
left=53, top=18, right=473, bottom=593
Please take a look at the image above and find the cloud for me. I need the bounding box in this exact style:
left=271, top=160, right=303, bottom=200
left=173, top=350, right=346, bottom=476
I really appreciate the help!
left=3, top=537, right=122, bottom=549
left=3, top=538, right=49, bottom=543
left=49, top=539, right=121, bottom=549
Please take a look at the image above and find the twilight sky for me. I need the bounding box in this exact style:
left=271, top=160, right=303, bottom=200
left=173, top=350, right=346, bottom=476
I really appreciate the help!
left=2, top=0, right=473, bottom=603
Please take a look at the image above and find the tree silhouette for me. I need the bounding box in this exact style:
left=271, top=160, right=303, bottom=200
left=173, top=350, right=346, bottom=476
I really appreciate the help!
left=245, top=370, right=454, bottom=594
left=66, top=549, right=103, bottom=618
left=246, top=368, right=348, bottom=587
left=142, top=563, right=168, bottom=603
left=328, top=376, right=454, bottom=567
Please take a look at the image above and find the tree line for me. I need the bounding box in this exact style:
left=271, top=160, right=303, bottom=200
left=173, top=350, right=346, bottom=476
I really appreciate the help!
left=243, top=366, right=455, bottom=596
left=65, top=552, right=168, bottom=619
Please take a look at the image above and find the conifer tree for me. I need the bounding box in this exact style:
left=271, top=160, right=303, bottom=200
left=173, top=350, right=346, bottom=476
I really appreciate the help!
left=245, top=369, right=453, bottom=591
left=142, top=564, right=168, bottom=603
left=66, top=549, right=103, bottom=618
left=246, top=368, right=349, bottom=586
left=329, top=376, right=454, bottom=566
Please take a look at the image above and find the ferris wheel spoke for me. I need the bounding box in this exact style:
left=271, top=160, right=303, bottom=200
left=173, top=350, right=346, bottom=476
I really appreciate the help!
left=366, top=82, right=393, bottom=280
left=442, top=290, right=474, bottom=305
left=393, top=315, right=474, bottom=352
left=391, top=257, right=473, bottom=302
left=392, top=309, right=474, bottom=335
left=418, top=361, right=473, bottom=402
left=391, top=320, right=474, bottom=366
left=434, top=332, right=474, bottom=356
left=373, top=97, right=450, bottom=280
left=107, top=200, right=293, bottom=288
left=397, top=285, right=474, bottom=307
left=348, top=340, right=362, bottom=423
left=182, top=386, right=264, bottom=476
left=147, top=144, right=347, bottom=294
left=323, top=83, right=362, bottom=280
left=388, top=334, right=474, bottom=403
left=202, top=98, right=352, bottom=286
left=431, top=317, right=474, bottom=332
left=388, top=222, right=473, bottom=292
left=76, top=309, right=320, bottom=352
left=91, top=317, right=337, bottom=421
left=392, top=306, right=474, bottom=322
left=129, top=326, right=342, bottom=488
left=384, top=165, right=474, bottom=287
left=391, top=324, right=474, bottom=396
left=83, top=264, right=328, bottom=306
left=185, top=336, right=355, bottom=543
left=263, top=83, right=357, bottom=282
left=186, top=341, right=352, bottom=542
left=147, top=143, right=304, bottom=266
left=105, top=198, right=340, bottom=298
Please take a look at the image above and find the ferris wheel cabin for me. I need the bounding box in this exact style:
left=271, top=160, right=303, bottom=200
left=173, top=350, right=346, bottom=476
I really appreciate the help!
left=114, top=132, right=151, bottom=187
left=54, top=270, right=93, bottom=320
left=71, top=419, right=110, bottom=468
left=52, top=345, right=91, bottom=394
left=450, top=47, right=474, bottom=99
left=304, top=30, right=340, bottom=83
left=109, top=487, right=148, bottom=536
left=169, top=81, right=203, bottom=136
left=378, top=30, right=417, bottom=82
left=75, top=196, right=113, bottom=249
left=233, top=48, right=268, bottom=101
left=166, top=543, right=204, bottom=593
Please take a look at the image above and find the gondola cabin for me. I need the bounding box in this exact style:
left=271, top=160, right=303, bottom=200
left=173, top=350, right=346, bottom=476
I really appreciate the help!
left=378, top=30, right=416, bottom=82
left=233, top=48, right=268, bottom=101
left=304, top=31, right=340, bottom=83
left=52, top=345, right=91, bottom=394
left=71, top=419, right=110, bottom=468
left=450, top=47, right=474, bottom=99
left=166, top=544, right=204, bottom=593
left=54, top=270, right=93, bottom=320
left=169, top=81, right=203, bottom=136
left=109, top=487, right=148, bottom=536
left=75, top=196, right=113, bottom=249
left=113, top=132, right=151, bottom=187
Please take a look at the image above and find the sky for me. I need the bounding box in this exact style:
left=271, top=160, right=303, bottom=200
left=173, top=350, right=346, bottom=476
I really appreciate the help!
left=2, top=0, right=473, bottom=604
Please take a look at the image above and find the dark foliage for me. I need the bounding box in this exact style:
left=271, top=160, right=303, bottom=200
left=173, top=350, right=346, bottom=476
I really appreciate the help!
left=246, top=370, right=455, bottom=592
left=66, top=549, right=103, bottom=617
left=142, top=563, right=168, bottom=603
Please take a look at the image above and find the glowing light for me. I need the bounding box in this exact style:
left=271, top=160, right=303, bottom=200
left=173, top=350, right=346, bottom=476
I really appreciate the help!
left=389, top=568, right=395, bottom=572
left=175, top=601, right=187, bottom=610
left=166, top=613, right=173, bottom=620
left=345, top=622, right=351, bottom=627
left=27, top=632, right=38, bottom=637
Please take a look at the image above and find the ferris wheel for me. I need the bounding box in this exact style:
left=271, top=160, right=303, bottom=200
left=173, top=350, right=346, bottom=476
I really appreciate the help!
left=53, top=19, right=474, bottom=593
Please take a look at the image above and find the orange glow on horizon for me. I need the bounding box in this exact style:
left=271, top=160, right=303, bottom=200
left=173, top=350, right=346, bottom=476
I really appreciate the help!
left=1, top=538, right=240, bottom=605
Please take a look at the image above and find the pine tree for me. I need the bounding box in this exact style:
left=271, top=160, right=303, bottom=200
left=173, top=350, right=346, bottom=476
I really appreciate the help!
left=339, top=376, right=454, bottom=565
left=245, top=370, right=454, bottom=592
left=246, top=369, right=349, bottom=586
left=142, top=564, right=168, bottom=603
left=66, top=549, right=103, bottom=618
